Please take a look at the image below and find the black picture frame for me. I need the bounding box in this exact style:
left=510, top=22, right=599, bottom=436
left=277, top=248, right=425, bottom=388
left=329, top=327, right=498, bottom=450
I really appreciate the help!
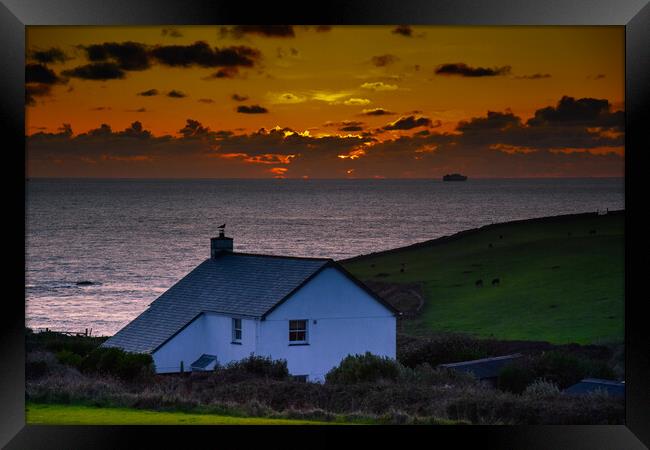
left=3, top=0, right=649, bottom=447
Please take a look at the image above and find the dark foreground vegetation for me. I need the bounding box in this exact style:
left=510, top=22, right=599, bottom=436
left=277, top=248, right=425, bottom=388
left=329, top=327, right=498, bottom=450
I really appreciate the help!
left=26, top=329, right=624, bottom=425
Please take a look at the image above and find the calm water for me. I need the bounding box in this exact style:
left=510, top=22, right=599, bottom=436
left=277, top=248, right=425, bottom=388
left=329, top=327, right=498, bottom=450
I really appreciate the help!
left=26, top=178, right=624, bottom=335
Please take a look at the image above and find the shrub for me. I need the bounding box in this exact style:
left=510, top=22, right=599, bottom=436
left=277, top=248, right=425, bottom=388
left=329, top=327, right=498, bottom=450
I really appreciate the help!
left=325, top=352, right=401, bottom=384
left=498, top=364, right=535, bottom=394
left=80, top=347, right=154, bottom=382
left=56, top=350, right=83, bottom=368
left=217, top=356, right=289, bottom=381
left=398, top=334, right=489, bottom=369
left=523, top=379, right=561, bottom=399
left=397, top=363, right=478, bottom=386
left=25, top=360, right=49, bottom=380
left=26, top=331, right=106, bottom=357
left=530, top=351, right=588, bottom=389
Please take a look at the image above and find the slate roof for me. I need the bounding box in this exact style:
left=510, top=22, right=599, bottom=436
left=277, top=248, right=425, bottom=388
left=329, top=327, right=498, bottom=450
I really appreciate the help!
left=563, top=378, right=625, bottom=398
left=438, top=354, right=522, bottom=379
left=102, top=252, right=331, bottom=354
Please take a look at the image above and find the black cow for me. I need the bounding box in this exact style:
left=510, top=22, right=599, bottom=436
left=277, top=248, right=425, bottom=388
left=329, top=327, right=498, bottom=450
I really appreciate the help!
left=475, top=279, right=483, bottom=288
left=492, top=278, right=500, bottom=286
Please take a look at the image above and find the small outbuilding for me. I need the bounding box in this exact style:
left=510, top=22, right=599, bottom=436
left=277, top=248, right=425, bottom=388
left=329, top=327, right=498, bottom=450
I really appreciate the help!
left=563, top=378, right=625, bottom=398
left=438, top=354, right=522, bottom=385
left=102, top=230, right=398, bottom=381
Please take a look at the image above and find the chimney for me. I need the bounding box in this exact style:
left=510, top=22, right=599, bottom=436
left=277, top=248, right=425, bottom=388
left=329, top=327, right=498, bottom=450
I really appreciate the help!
left=211, top=228, right=233, bottom=257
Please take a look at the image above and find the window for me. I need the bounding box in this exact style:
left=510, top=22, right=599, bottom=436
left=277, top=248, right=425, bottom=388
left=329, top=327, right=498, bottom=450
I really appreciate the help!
left=289, top=319, right=308, bottom=344
left=232, top=318, right=242, bottom=343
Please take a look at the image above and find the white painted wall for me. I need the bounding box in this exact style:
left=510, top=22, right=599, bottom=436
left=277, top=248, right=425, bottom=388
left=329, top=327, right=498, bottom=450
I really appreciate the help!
left=152, top=266, right=396, bottom=381
left=258, top=267, right=396, bottom=381
left=152, top=313, right=257, bottom=373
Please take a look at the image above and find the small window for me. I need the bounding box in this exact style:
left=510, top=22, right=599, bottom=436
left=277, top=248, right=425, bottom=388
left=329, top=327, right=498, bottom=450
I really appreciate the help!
left=232, top=318, right=242, bottom=342
left=289, top=319, right=308, bottom=344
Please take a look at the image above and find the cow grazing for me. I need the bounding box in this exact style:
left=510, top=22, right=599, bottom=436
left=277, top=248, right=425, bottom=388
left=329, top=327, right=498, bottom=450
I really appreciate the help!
left=589, top=229, right=596, bottom=235
left=492, top=278, right=500, bottom=286
left=475, top=279, right=483, bottom=288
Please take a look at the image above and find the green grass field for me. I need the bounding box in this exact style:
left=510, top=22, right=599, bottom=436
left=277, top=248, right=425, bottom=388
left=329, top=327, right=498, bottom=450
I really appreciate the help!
left=344, top=212, right=624, bottom=344
left=26, top=403, right=337, bottom=425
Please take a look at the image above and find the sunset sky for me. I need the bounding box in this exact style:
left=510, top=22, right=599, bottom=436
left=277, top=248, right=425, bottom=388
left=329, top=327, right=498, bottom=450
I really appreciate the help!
left=26, top=25, right=624, bottom=178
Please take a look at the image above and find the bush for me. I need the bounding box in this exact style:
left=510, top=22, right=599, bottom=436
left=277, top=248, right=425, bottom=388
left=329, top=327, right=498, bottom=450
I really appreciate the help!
left=498, top=364, right=535, bottom=394
left=217, top=356, right=289, bottom=381
left=326, top=352, right=401, bottom=384
left=531, top=351, right=589, bottom=389
left=80, top=347, right=154, bottom=382
left=25, top=360, right=50, bottom=380
left=497, top=351, right=618, bottom=393
left=26, top=330, right=106, bottom=357
left=523, top=379, right=561, bottom=399
left=56, top=350, right=83, bottom=368
left=398, top=334, right=489, bottom=369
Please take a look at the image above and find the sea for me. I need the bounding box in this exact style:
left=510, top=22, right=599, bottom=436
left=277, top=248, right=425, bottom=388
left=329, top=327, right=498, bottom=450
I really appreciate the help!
left=25, top=178, right=624, bottom=336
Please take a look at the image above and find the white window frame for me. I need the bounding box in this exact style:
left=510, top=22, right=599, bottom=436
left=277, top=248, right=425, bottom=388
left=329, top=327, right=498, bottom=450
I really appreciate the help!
left=289, top=319, right=308, bottom=345
left=232, top=318, right=242, bottom=343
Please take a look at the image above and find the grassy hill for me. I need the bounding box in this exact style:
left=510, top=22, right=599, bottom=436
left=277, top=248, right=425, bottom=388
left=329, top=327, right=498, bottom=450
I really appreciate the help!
left=342, top=211, right=624, bottom=344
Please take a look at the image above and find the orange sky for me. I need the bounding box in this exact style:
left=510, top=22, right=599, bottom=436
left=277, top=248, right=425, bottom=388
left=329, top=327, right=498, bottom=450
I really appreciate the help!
left=26, top=25, right=624, bottom=178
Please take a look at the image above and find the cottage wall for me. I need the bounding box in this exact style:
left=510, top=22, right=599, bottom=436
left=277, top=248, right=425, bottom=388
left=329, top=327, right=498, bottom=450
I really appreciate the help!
left=257, top=267, right=396, bottom=382
left=152, top=313, right=257, bottom=373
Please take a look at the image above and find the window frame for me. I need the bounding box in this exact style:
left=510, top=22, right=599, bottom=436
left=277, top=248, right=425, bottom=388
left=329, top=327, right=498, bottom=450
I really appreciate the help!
left=288, top=319, right=309, bottom=345
left=231, top=317, right=242, bottom=344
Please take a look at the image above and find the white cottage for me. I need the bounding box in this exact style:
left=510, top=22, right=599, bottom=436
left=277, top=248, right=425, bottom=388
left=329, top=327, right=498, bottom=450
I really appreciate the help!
left=102, top=231, right=398, bottom=381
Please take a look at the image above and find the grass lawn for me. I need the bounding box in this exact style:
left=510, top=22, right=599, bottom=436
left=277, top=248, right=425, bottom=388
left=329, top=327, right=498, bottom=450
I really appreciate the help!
left=343, top=212, right=624, bottom=344
left=26, top=403, right=338, bottom=425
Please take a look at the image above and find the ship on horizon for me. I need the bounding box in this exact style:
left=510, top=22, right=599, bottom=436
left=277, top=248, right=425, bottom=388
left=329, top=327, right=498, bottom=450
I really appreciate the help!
left=442, top=173, right=468, bottom=182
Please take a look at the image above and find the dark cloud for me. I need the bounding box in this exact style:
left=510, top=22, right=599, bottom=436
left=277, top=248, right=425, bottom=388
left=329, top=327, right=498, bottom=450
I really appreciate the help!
left=91, top=106, right=112, bottom=111
left=362, top=108, right=396, bottom=116
left=84, top=41, right=151, bottom=71
left=232, top=93, right=249, bottom=102
left=26, top=63, right=67, bottom=106
left=179, top=119, right=211, bottom=137
left=371, top=54, right=399, bottom=67
left=515, top=73, right=552, bottom=80
left=222, top=25, right=296, bottom=38
left=383, top=115, right=434, bottom=130
left=167, top=90, right=187, bottom=98
left=161, top=27, right=183, bottom=38
left=315, top=25, right=332, bottom=32
left=456, top=111, right=521, bottom=132
left=392, top=25, right=413, bottom=37
left=29, top=47, right=69, bottom=64
left=26, top=64, right=62, bottom=84
left=340, top=125, right=364, bottom=132
left=62, top=62, right=125, bottom=80
left=126, top=107, right=147, bottom=113
left=137, top=89, right=159, bottom=96
left=435, top=63, right=511, bottom=77
left=208, top=67, right=239, bottom=79
left=237, top=105, right=268, bottom=114
left=150, top=41, right=261, bottom=68
left=198, top=98, right=214, bottom=103
left=527, top=96, right=623, bottom=129
left=26, top=84, right=52, bottom=106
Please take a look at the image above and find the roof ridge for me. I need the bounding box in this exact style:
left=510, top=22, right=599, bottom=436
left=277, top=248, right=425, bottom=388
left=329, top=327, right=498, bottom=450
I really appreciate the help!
left=222, top=251, right=332, bottom=262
